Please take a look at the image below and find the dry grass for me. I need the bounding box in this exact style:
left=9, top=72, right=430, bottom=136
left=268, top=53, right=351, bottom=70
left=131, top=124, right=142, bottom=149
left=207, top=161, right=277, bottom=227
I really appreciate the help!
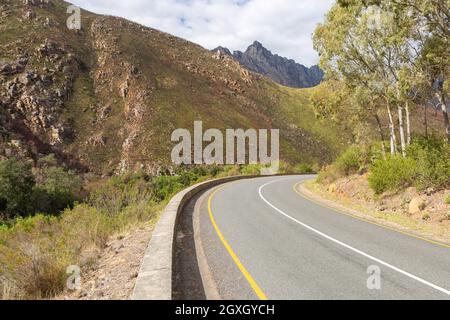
left=0, top=202, right=161, bottom=300
left=0, top=166, right=260, bottom=300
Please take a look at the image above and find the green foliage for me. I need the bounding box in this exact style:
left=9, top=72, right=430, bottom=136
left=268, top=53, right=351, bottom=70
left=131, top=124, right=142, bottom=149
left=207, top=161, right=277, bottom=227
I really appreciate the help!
left=318, top=137, right=449, bottom=195
left=405, top=137, right=450, bottom=191
left=369, top=137, right=450, bottom=194
left=0, top=157, right=85, bottom=219
left=317, top=145, right=367, bottom=184
left=238, top=164, right=262, bottom=176
left=0, top=164, right=239, bottom=299
left=151, top=166, right=229, bottom=202
left=368, top=155, right=417, bottom=195
left=89, top=171, right=153, bottom=216
left=33, top=166, right=83, bottom=215
left=334, top=146, right=364, bottom=176
left=0, top=159, right=35, bottom=218
left=314, top=0, right=450, bottom=143
left=151, top=175, right=186, bottom=203
left=445, top=195, right=450, bottom=205
left=294, top=163, right=314, bottom=174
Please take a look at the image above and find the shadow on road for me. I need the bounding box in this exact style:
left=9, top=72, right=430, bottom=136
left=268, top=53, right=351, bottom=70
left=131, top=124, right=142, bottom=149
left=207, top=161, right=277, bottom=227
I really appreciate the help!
left=172, top=190, right=207, bottom=300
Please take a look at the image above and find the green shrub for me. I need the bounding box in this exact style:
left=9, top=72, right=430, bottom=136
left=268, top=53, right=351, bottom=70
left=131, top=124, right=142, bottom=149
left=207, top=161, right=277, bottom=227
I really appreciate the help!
left=365, top=137, right=449, bottom=195
left=294, top=163, right=314, bottom=174
left=32, top=167, right=83, bottom=214
left=334, top=146, right=363, bottom=176
left=151, top=175, right=185, bottom=202
left=0, top=164, right=250, bottom=299
left=240, top=164, right=263, bottom=175
left=0, top=157, right=85, bottom=218
left=445, top=195, right=450, bottom=205
left=0, top=206, right=110, bottom=299
left=0, top=159, right=35, bottom=218
left=368, top=155, right=417, bottom=195
left=317, top=146, right=366, bottom=184
left=89, top=172, right=153, bottom=216
left=406, top=137, right=450, bottom=191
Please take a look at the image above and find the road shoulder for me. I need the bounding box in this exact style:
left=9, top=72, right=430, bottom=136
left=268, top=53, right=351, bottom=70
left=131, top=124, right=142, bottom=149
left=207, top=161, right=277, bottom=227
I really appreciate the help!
left=296, top=180, right=450, bottom=247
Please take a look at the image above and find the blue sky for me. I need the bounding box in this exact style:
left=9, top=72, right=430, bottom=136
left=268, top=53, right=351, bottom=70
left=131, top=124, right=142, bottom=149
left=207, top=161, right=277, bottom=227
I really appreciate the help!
left=70, top=0, right=334, bottom=66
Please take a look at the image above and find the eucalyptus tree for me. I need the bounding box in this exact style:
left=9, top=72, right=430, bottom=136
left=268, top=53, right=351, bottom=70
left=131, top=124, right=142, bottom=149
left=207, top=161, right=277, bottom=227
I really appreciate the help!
left=401, top=0, right=450, bottom=142
left=310, top=80, right=383, bottom=151
left=315, top=2, right=402, bottom=154
left=369, top=0, right=449, bottom=141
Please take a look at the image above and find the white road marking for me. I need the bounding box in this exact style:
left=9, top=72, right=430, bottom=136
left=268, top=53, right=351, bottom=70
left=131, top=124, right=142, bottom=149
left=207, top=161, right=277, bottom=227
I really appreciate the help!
left=258, top=178, right=450, bottom=296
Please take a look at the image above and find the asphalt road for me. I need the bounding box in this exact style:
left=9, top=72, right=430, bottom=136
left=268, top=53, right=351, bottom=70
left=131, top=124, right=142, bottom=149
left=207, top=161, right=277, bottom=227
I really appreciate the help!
left=193, top=175, right=450, bottom=300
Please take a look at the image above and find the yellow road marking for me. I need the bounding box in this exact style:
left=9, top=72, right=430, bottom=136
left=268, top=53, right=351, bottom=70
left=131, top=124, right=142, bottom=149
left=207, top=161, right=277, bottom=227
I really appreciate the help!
left=208, top=185, right=268, bottom=300
left=293, top=181, right=450, bottom=250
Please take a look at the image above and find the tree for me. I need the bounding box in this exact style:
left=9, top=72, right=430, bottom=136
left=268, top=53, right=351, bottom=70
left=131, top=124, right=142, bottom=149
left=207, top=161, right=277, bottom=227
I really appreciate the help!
left=33, top=166, right=82, bottom=214
left=310, top=81, right=386, bottom=156
left=390, top=0, right=450, bottom=142
left=314, top=2, right=408, bottom=154
left=0, top=158, right=35, bottom=218
left=314, top=0, right=449, bottom=153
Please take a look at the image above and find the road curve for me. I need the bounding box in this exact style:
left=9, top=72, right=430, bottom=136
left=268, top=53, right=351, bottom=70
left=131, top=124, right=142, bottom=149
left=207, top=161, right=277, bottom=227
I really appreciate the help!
left=192, top=175, right=450, bottom=300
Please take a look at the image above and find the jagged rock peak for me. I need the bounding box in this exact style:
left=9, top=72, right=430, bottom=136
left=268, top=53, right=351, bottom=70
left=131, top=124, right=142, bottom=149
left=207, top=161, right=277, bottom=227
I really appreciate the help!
left=213, top=41, right=324, bottom=88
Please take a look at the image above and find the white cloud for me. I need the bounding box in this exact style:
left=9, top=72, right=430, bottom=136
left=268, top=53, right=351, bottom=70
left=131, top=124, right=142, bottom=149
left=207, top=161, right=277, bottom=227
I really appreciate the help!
left=69, top=0, right=334, bottom=66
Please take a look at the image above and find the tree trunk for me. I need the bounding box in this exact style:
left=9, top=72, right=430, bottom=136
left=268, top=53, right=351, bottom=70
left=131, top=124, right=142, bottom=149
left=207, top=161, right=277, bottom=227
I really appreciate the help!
left=374, top=113, right=387, bottom=159
left=424, top=103, right=428, bottom=139
left=405, top=101, right=411, bottom=145
left=398, top=105, right=406, bottom=157
left=440, top=92, right=450, bottom=143
left=386, top=99, right=397, bottom=154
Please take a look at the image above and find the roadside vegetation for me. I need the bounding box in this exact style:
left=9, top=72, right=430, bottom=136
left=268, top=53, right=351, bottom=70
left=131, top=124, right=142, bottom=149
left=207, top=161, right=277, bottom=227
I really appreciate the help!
left=312, top=0, right=449, bottom=196
left=309, top=0, right=449, bottom=240
left=313, top=0, right=449, bottom=151
left=0, top=158, right=312, bottom=299
left=318, top=137, right=450, bottom=195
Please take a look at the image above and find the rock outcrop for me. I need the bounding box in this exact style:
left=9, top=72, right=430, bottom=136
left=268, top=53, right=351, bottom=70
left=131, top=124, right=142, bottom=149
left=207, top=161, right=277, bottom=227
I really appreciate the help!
left=0, top=0, right=351, bottom=175
left=213, top=41, right=324, bottom=88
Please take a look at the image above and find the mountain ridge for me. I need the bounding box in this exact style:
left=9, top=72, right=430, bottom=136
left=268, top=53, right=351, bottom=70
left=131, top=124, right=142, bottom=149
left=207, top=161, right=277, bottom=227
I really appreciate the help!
left=213, top=41, right=324, bottom=88
left=0, top=0, right=349, bottom=175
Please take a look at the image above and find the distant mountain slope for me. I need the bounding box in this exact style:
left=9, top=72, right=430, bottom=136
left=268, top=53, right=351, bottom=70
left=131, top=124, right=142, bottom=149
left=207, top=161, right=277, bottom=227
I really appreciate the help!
left=0, top=0, right=349, bottom=175
left=213, top=41, right=324, bottom=88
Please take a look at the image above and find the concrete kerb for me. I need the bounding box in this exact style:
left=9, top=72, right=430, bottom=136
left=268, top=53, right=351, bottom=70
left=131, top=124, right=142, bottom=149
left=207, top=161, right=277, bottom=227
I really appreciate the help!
left=131, top=175, right=259, bottom=300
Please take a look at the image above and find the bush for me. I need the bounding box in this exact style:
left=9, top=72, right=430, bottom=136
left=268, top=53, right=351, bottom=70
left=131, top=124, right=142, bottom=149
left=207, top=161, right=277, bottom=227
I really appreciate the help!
left=445, top=195, right=450, bottom=205
left=368, top=137, right=450, bottom=194
left=0, top=159, right=35, bottom=218
left=240, top=164, right=264, bottom=175
left=0, top=206, right=110, bottom=299
left=0, top=157, right=85, bottom=219
left=406, top=137, right=450, bottom=191
left=317, top=146, right=367, bottom=184
left=294, top=163, right=314, bottom=174
left=33, top=167, right=83, bottom=214
left=334, top=146, right=364, bottom=176
left=368, top=155, right=417, bottom=194
left=0, top=164, right=265, bottom=299
left=151, top=175, right=185, bottom=202
left=89, top=172, right=153, bottom=216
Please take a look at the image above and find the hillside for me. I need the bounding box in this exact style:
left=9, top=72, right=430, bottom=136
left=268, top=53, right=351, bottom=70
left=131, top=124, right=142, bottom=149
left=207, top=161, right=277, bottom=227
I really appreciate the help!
left=214, top=42, right=324, bottom=88
left=0, top=0, right=352, bottom=175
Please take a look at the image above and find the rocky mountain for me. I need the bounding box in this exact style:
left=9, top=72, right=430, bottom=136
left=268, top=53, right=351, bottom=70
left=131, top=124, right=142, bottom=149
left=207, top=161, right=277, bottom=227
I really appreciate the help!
left=213, top=41, right=324, bottom=88
left=0, top=0, right=350, bottom=175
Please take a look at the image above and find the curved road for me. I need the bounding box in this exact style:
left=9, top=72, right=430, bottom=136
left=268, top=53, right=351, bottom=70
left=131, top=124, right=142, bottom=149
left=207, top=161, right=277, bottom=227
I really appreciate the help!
left=190, top=175, right=450, bottom=300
